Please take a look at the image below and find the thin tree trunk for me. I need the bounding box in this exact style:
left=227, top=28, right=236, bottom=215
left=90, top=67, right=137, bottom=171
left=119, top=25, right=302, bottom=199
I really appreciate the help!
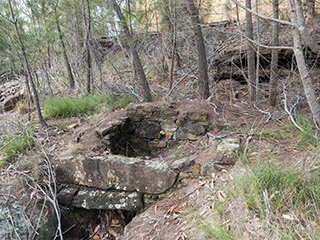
left=186, top=0, right=210, bottom=99
left=246, top=0, right=256, bottom=101
left=111, top=0, right=152, bottom=102
left=269, top=0, right=279, bottom=106
left=288, top=0, right=320, bottom=124
left=55, top=3, right=75, bottom=89
left=83, top=0, right=92, bottom=93
left=8, top=0, right=47, bottom=128
left=160, top=0, right=178, bottom=90
left=255, top=0, right=260, bottom=100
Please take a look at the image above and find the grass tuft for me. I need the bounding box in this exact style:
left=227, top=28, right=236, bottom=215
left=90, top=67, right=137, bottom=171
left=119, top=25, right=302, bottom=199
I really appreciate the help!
left=43, top=93, right=137, bottom=118
left=0, top=122, right=35, bottom=167
left=200, top=221, right=237, bottom=240
left=258, top=117, right=320, bottom=147
left=235, top=162, right=320, bottom=217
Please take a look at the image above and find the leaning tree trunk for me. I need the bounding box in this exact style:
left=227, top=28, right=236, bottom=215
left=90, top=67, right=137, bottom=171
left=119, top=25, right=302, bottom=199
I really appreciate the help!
left=288, top=0, right=320, bottom=124
left=245, top=0, right=256, bottom=101
left=269, top=0, right=279, bottom=106
left=55, top=4, right=75, bottom=89
left=8, top=0, right=47, bottom=127
left=186, top=0, right=210, bottom=100
left=111, top=0, right=152, bottom=102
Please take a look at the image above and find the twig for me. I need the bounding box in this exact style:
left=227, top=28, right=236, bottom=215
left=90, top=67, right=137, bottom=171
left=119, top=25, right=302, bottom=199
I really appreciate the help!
left=231, top=0, right=296, bottom=27
left=167, top=68, right=195, bottom=96
left=207, top=131, right=241, bottom=140
left=282, top=83, right=305, bottom=132
left=253, top=104, right=272, bottom=123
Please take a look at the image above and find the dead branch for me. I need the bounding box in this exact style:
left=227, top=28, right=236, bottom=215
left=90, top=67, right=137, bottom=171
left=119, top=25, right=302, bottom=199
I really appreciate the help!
left=231, top=0, right=296, bottom=27
left=282, top=83, right=305, bottom=132
left=253, top=104, right=272, bottom=123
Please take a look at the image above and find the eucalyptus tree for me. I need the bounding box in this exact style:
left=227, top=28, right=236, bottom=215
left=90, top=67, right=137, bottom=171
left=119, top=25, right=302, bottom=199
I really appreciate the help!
left=245, top=0, right=256, bottom=101
left=269, top=0, right=279, bottom=106
left=288, top=0, right=320, bottom=125
left=109, top=0, right=152, bottom=102
left=4, top=0, right=47, bottom=127
left=55, top=0, right=75, bottom=89
left=185, top=0, right=210, bottom=100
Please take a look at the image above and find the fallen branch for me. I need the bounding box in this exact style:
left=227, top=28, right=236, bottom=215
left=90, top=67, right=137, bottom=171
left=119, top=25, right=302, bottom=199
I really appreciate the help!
left=253, top=104, right=272, bottom=123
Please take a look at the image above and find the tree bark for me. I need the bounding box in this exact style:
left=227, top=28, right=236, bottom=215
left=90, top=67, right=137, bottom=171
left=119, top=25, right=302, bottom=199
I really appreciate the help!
left=269, top=0, right=279, bottom=106
left=83, top=0, right=92, bottom=94
left=55, top=2, right=75, bottom=89
left=246, top=0, right=256, bottom=101
left=111, top=0, right=152, bottom=102
left=288, top=0, right=320, bottom=124
left=160, top=0, right=178, bottom=89
left=305, top=0, right=315, bottom=19
left=186, top=0, right=210, bottom=99
left=8, top=0, right=47, bottom=128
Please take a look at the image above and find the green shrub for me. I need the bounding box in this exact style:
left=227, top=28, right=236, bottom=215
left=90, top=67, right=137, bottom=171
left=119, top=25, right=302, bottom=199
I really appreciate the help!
left=43, top=93, right=137, bottom=118
left=0, top=123, right=35, bottom=167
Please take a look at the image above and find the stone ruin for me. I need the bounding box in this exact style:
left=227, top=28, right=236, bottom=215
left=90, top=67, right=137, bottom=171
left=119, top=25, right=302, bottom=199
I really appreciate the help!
left=53, top=101, right=240, bottom=238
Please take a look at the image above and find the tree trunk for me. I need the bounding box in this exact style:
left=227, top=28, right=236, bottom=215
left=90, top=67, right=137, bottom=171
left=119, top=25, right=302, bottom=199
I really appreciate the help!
left=160, top=0, right=177, bottom=88
left=288, top=0, right=320, bottom=124
left=111, top=0, right=152, bottom=102
left=83, top=0, right=92, bottom=94
left=55, top=4, right=75, bottom=89
left=8, top=0, right=47, bottom=128
left=305, top=0, right=315, bottom=18
left=269, top=0, right=279, bottom=106
left=246, top=0, right=256, bottom=101
left=186, top=0, right=210, bottom=99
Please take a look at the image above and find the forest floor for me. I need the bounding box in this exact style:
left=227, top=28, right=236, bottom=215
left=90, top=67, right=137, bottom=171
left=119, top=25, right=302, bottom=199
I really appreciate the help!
left=0, top=79, right=319, bottom=240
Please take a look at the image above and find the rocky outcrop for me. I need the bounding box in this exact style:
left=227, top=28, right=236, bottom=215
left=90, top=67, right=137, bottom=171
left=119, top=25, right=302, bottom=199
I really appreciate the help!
left=0, top=73, right=25, bottom=113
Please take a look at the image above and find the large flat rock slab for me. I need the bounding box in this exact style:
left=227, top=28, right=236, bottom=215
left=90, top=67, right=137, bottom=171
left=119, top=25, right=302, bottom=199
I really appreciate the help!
left=58, top=186, right=143, bottom=210
left=55, top=154, right=178, bottom=194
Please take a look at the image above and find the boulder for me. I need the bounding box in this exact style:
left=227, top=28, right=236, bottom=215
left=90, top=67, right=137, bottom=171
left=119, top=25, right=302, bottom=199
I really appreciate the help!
left=215, top=138, right=240, bottom=165
left=55, top=154, right=178, bottom=194
left=0, top=202, right=29, bottom=240
left=58, top=186, right=143, bottom=210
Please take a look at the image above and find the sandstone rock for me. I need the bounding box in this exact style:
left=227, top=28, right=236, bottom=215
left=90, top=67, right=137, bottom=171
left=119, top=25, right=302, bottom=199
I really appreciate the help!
left=201, top=138, right=240, bottom=176
left=58, top=186, right=143, bottom=210
left=171, top=156, right=195, bottom=171
left=135, top=121, right=161, bottom=139
left=55, top=154, right=178, bottom=194
left=96, top=118, right=126, bottom=137
left=215, top=138, right=240, bottom=165
left=0, top=202, right=29, bottom=240
left=174, top=122, right=209, bottom=140
left=187, top=111, right=208, bottom=122
left=149, top=140, right=167, bottom=148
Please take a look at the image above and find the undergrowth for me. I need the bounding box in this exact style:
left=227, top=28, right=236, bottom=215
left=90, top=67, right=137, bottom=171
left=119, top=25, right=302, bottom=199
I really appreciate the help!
left=0, top=122, right=35, bottom=167
left=231, top=161, right=320, bottom=238
left=258, top=117, right=320, bottom=147
left=43, top=93, right=137, bottom=118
